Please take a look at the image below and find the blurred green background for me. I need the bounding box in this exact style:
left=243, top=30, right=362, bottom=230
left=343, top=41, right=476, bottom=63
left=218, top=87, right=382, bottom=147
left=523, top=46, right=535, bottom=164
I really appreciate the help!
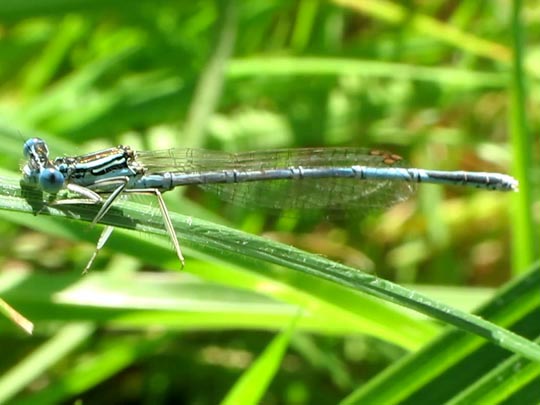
left=0, top=1, right=538, bottom=404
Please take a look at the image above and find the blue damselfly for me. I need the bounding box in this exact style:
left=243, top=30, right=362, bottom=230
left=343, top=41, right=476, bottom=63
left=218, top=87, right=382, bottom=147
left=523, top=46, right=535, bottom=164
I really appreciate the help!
left=21, top=138, right=518, bottom=272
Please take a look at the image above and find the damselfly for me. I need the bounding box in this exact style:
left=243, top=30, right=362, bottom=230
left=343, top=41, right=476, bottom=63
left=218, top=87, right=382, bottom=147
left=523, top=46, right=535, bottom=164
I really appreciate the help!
left=21, top=138, right=518, bottom=272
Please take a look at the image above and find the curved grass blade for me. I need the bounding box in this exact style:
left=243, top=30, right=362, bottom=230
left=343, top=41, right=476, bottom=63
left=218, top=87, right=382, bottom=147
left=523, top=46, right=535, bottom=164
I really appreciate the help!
left=341, top=261, right=540, bottom=404
left=1, top=174, right=538, bottom=362
left=0, top=191, right=437, bottom=350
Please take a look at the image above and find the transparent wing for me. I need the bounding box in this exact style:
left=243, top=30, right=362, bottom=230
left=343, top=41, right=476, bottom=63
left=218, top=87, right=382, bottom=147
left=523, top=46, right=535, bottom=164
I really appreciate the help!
left=136, top=148, right=416, bottom=212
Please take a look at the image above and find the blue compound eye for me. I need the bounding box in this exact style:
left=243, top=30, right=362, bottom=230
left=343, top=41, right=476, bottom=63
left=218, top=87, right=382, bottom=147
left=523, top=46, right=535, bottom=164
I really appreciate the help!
left=39, top=168, right=64, bottom=193
left=23, top=138, right=49, bottom=159
left=23, top=138, right=41, bottom=158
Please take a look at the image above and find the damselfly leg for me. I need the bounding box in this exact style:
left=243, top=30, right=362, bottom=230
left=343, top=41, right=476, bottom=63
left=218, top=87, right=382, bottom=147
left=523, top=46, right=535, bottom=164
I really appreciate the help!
left=50, top=178, right=185, bottom=273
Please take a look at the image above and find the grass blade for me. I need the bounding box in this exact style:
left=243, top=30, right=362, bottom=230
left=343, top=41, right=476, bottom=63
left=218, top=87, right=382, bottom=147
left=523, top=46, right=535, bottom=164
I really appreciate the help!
left=1, top=174, right=539, bottom=362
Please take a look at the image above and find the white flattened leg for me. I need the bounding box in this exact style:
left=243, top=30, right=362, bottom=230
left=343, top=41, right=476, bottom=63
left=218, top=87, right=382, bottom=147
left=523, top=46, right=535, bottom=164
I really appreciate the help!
left=50, top=183, right=103, bottom=206
left=82, top=225, right=115, bottom=274
left=124, top=188, right=185, bottom=268
left=49, top=178, right=130, bottom=273
left=88, top=176, right=130, bottom=225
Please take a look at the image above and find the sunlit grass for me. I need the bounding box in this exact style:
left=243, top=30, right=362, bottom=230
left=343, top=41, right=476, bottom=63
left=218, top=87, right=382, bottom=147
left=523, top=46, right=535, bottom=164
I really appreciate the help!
left=0, top=1, right=538, bottom=403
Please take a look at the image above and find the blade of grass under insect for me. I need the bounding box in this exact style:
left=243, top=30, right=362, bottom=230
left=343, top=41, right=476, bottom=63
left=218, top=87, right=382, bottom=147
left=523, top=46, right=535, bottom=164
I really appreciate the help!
left=0, top=174, right=539, bottom=362
left=0, top=205, right=436, bottom=350
left=0, top=171, right=439, bottom=351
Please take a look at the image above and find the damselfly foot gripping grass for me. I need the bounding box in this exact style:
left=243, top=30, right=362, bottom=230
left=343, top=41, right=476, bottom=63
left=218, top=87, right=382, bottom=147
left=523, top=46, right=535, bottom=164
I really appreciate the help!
left=21, top=138, right=518, bottom=273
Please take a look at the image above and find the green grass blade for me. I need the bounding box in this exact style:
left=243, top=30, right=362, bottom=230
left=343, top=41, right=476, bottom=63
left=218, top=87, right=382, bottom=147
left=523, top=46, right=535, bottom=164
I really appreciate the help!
left=0, top=172, right=438, bottom=350
left=1, top=175, right=538, bottom=362
left=447, top=339, right=540, bottom=404
left=332, top=0, right=511, bottom=63
left=341, top=261, right=540, bottom=404
left=13, top=334, right=169, bottom=404
left=222, top=313, right=298, bottom=405
left=228, top=57, right=508, bottom=88
left=0, top=270, right=369, bottom=336
left=509, top=0, right=538, bottom=273
left=183, top=0, right=237, bottom=147
left=0, top=323, right=94, bottom=404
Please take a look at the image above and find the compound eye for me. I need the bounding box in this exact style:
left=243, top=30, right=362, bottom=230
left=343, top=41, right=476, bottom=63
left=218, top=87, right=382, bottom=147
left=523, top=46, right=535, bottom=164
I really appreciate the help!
left=39, top=168, right=64, bottom=193
left=23, top=138, right=41, bottom=157
left=23, top=138, right=48, bottom=158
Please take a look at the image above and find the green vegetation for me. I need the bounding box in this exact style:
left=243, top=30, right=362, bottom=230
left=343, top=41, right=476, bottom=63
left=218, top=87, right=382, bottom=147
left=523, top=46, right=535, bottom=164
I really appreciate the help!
left=0, top=1, right=538, bottom=403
